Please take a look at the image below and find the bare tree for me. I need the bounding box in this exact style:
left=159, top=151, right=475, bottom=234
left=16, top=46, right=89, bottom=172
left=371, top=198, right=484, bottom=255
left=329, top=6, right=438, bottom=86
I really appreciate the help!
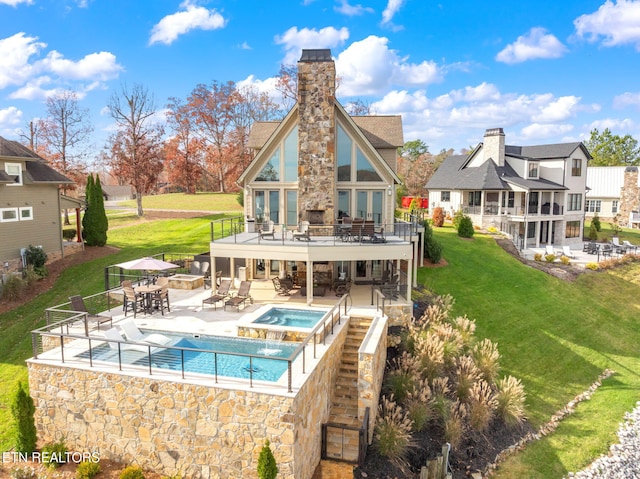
left=275, top=64, right=298, bottom=113
left=107, top=83, right=164, bottom=216
left=37, top=91, right=93, bottom=223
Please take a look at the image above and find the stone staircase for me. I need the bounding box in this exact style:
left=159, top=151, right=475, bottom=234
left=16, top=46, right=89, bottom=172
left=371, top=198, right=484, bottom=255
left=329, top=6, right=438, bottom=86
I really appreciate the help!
left=324, top=316, right=372, bottom=462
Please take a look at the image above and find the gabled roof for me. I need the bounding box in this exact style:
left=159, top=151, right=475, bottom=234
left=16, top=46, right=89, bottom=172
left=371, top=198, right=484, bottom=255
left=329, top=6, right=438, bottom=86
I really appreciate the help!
left=426, top=154, right=567, bottom=191
left=247, top=115, right=404, bottom=150
left=505, top=142, right=590, bottom=160
left=0, top=135, right=74, bottom=184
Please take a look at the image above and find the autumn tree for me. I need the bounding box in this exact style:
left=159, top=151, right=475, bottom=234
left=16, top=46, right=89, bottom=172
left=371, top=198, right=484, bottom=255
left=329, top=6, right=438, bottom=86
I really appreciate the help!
left=165, top=97, right=203, bottom=194
left=106, top=83, right=164, bottom=216
left=586, top=128, right=640, bottom=166
left=275, top=64, right=298, bottom=113
left=37, top=90, right=93, bottom=224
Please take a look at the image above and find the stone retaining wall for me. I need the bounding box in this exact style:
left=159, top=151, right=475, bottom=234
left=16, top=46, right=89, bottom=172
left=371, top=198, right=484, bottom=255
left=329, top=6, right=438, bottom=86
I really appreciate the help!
left=27, top=318, right=351, bottom=479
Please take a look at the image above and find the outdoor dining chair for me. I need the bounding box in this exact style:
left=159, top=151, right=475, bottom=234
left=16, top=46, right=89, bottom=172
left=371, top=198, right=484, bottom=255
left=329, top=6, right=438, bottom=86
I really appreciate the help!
left=151, top=277, right=170, bottom=315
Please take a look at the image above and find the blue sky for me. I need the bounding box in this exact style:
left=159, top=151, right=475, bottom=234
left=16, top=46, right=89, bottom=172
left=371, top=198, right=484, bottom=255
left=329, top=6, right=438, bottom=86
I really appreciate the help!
left=1, top=0, right=640, bottom=155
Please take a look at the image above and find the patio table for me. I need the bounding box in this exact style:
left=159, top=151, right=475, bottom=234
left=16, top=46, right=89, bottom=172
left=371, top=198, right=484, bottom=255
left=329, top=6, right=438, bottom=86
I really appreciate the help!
left=135, top=284, right=162, bottom=314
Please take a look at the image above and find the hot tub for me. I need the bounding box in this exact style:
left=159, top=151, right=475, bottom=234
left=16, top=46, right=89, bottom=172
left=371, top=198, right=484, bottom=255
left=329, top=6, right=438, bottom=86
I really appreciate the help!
left=237, top=305, right=328, bottom=342
left=168, top=274, right=204, bottom=290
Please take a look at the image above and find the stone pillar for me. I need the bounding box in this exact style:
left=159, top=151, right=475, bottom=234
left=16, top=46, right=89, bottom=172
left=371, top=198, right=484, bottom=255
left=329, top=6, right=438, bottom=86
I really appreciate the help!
left=297, top=49, right=336, bottom=224
left=619, top=167, right=640, bottom=227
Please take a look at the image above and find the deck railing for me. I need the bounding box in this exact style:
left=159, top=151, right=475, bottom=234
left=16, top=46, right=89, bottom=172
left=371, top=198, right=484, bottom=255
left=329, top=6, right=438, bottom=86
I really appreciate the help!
left=103, top=252, right=199, bottom=291
left=32, top=293, right=351, bottom=393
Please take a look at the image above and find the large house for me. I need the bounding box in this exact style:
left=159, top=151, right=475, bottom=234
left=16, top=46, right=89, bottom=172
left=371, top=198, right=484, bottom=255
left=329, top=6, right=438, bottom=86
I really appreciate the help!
left=426, top=128, right=591, bottom=250
left=208, top=49, right=420, bottom=306
left=585, top=166, right=640, bottom=227
left=0, top=137, right=78, bottom=272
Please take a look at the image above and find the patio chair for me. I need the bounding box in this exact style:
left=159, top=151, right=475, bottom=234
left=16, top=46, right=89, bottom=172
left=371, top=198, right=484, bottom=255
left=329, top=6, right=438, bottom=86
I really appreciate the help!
left=561, top=246, right=575, bottom=259
left=600, top=244, right=613, bottom=259
left=623, top=240, right=638, bottom=253
left=292, top=221, right=311, bottom=241
left=583, top=241, right=597, bottom=254
left=336, top=216, right=352, bottom=242
left=69, top=295, right=113, bottom=331
left=360, top=220, right=376, bottom=242
left=272, top=277, right=294, bottom=295
left=259, top=220, right=275, bottom=240
left=103, top=327, right=157, bottom=353
left=151, top=277, right=170, bottom=315
left=190, top=260, right=201, bottom=276
left=118, top=318, right=172, bottom=345
left=122, top=286, right=146, bottom=318
left=545, top=245, right=557, bottom=256
left=224, top=280, right=253, bottom=311
left=202, top=279, right=232, bottom=310
left=351, top=217, right=365, bottom=242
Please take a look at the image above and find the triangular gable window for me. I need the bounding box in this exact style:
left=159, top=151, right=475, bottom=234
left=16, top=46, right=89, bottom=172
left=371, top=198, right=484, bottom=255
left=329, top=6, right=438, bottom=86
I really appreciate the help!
left=336, top=123, right=382, bottom=182
left=256, top=148, right=280, bottom=181
left=254, top=127, right=298, bottom=182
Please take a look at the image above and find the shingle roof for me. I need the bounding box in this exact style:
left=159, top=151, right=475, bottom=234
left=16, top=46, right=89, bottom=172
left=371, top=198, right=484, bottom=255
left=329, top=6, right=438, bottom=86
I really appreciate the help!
left=506, top=142, right=588, bottom=160
left=0, top=137, right=41, bottom=159
left=0, top=170, right=13, bottom=183
left=247, top=115, right=403, bottom=150
left=24, top=160, right=74, bottom=183
left=0, top=135, right=74, bottom=184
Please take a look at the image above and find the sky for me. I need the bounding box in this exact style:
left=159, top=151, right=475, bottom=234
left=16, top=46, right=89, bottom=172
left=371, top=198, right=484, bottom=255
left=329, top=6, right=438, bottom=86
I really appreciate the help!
left=2, top=0, right=640, bottom=157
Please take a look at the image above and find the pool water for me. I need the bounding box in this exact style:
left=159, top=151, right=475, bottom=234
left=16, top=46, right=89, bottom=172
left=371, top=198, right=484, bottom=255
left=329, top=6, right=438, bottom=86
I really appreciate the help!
left=81, top=333, right=299, bottom=382
left=252, top=308, right=325, bottom=328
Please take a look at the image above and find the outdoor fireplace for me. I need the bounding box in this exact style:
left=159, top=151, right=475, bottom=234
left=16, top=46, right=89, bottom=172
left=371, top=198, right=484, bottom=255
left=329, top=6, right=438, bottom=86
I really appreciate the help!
left=306, top=210, right=325, bottom=225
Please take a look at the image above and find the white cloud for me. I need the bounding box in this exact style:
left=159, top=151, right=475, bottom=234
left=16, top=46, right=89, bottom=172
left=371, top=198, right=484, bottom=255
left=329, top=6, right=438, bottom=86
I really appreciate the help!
left=0, top=33, right=45, bottom=89
left=520, top=123, right=574, bottom=140
left=334, top=0, right=374, bottom=16
left=274, top=26, right=349, bottom=65
left=614, top=91, right=640, bottom=109
left=531, top=95, right=581, bottom=123
left=381, top=0, right=404, bottom=26
left=0, top=0, right=32, bottom=5
left=496, top=27, right=568, bottom=64
left=39, top=51, right=122, bottom=81
left=574, top=0, right=640, bottom=50
left=149, top=1, right=227, bottom=46
left=0, top=106, right=23, bottom=134
left=335, top=36, right=443, bottom=96
left=239, top=42, right=252, bottom=50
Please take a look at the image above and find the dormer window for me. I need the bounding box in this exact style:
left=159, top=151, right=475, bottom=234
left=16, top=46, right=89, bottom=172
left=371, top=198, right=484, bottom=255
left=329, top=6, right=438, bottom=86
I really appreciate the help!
left=571, top=158, right=582, bottom=176
left=5, top=162, right=22, bottom=186
left=528, top=161, right=539, bottom=179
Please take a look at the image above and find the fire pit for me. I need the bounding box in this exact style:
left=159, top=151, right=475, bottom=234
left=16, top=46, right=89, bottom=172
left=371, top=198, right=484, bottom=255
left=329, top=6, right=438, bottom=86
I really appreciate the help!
left=168, top=274, right=204, bottom=290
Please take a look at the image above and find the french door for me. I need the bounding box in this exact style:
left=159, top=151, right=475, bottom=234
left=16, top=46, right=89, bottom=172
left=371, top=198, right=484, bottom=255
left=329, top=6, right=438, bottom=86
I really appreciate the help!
left=356, top=190, right=384, bottom=224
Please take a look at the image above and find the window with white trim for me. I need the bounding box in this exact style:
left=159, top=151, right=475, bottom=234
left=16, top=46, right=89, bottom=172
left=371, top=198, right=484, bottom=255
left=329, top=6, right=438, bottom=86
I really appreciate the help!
left=585, top=199, right=601, bottom=213
left=5, top=162, right=22, bottom=186
left=528, top=161, right=539, bottom=179
left=568, top=194, right=582, bottom=211
left=571, top=158, right=582, bottom=176
left=441, top=191, right=450, bottom=202
left=19, top=206, right=33, bottom=220
left=0, top=208, right=19, bottom=222
left=612, top=200, right=619, bottom=214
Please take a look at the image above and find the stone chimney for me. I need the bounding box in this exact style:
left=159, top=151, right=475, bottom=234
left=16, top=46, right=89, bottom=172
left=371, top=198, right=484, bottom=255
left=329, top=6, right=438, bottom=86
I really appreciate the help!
left=619, top=166, right=639, bottom=226
left=297, top=49, right=336, bottom=224
left=483, top=128, right=505, bottom=166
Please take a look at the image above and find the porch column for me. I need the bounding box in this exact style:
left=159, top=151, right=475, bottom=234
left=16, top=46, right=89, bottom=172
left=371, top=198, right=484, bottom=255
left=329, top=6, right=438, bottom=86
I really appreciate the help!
left=407, top=257, right=413, bottom=300
left=230, top=257, right=236, bottom=288
left=413, top=240, right=419, bottom=287
left=76, top=208, right=82, bottom=242
left=306, top=261, right=313, bottom=305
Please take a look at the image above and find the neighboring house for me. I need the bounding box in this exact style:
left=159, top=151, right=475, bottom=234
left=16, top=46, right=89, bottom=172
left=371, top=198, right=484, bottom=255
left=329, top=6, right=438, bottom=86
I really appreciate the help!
left=0, top=136, right=74, bottom=271
left=586, top=166, right=640, bottom=227
left=426, top=128, right=591, bottom=249
left=208, top=49, right=421, bottom=303
left=101, top=184, right=134, bottom=201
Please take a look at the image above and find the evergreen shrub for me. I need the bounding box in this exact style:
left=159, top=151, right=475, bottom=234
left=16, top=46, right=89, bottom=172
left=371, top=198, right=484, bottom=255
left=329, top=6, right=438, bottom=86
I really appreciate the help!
left=24, top=245, right=47, bottom=277
left=41, top=438, right=68, bottom=469
left=457, top=216, right=474, bottom=238
left=591, top=213, right=601, bottom=232
left=76, top=461, right=100, bottom=479
left=256, top=439, right=278, bottom=479
left=119, top=466, right=145, bottom=479
left=10, top=382, right=37, bottom=453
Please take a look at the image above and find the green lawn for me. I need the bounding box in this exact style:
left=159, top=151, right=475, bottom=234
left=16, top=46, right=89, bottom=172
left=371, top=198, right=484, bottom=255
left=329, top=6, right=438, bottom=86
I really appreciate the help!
left=117, top=192, right=243, bottom=212
left=421, top=226, right=640, bottom=478
left=2, top=217, right=640, bottom=478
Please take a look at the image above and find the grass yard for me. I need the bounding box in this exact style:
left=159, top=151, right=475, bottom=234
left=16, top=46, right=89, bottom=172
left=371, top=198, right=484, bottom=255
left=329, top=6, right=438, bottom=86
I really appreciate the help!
left=117, top=192, right=243, bottom=212
left=421, top=225, right=640, bottom=478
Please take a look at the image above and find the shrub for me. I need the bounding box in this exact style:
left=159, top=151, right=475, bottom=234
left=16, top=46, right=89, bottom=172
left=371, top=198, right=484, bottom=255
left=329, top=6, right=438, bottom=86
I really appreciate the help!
left=405, top=380, right=432, bottom=432
left=560, top=255, right=570, bottom=265
left=426, top=238, right=443, bottom=264
left=76, top=461, right=100, bottom=479
left=374, top=396, right=415, bottom=467
left=588, top=223, right=598, bottom=241
left=454, top=356, right=481, bottom=403
left=472, top=339, right=501, bottom=385
left=24, top=245, right=47, bottom=277
left=586, top=262, right=599, bottom=271
left=41, top=438, right=68, bottom=469
left=256, top=439, right=278, bottom=479
left=468, top=381, right=497, bottom=433
left=119, top=466, right=145, bottom=479
left=544, top=254, right=556, bottom=263
left=236, top=189, right=244, bottom=207
left=62, top=228, right=77, bottom=240
left=10, top=382, right=37, bottom=453
left=1, top=274, right=26, bottom=301
left=452, top=209, right=464, bottom=230
left=494, top=376, right=527, bottom=427
left=457, top=216, right=474, bottom=238
left=534, top=253, right=543, bottom=262
left=591, top=213, right=601, bottom=232
left=432, top=207, right=445, bottom=227
left=443, top=402, right=465, bottom=449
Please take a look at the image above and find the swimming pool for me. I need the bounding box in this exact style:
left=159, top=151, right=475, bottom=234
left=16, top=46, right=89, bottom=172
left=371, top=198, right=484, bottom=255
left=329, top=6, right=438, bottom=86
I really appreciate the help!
left=251, top=307, right=325, bottom=328
left=80, top=333, right=299, bottom=382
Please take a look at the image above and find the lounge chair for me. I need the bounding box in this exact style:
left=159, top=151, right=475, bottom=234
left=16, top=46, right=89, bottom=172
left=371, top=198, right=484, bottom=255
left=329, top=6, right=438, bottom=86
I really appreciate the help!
left=545, top=245, right=557, bottom=256
left=612, top=237, right=627, bottom=254
left=259, top=220, right=275, bottom=240
left=561, top=246, right=575, bottom=259
left=224, top=280, right=253, bottom=311
left=118, top=318, right=172, bottom=345
left=69, top=295, right=113, bottom=331
left=272, top=277, right=294, bottom=295
left=292, top=221, right=311, bottom=241
left=623, top=240, right=638, bottom=253
left=202, top=279, right=232, bottom=310
left=103, top=327, right=157, bottom=353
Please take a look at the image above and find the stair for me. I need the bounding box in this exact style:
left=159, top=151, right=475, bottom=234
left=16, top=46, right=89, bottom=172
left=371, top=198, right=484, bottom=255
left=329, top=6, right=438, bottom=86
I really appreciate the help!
left=324, top=317, right=372, bottom=462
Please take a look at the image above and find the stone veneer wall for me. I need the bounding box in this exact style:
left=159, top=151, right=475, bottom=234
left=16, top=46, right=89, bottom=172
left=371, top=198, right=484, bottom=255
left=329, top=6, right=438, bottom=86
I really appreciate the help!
left=619, top=167, right=640, bottom=227
left=27, top=319, right=350, bottom=479
left=297, top=55, right=336, bottom=223
left=357, top=315, right=388, bottom=443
